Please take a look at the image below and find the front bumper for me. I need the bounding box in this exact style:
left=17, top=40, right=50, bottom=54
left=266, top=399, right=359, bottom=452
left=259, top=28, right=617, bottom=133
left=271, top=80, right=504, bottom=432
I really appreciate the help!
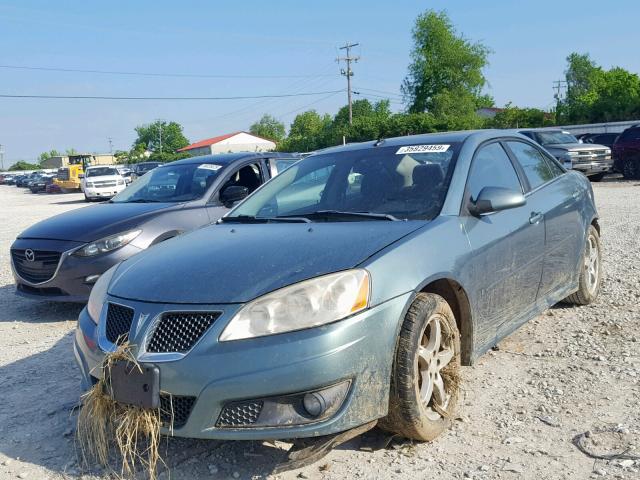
left=11, top=239, right=142, bottom=303
left=84, top=185, right=126, bottom=199
left=570, top=160, right=613, bottom=175
left=74, top=292, right=412, bottom=440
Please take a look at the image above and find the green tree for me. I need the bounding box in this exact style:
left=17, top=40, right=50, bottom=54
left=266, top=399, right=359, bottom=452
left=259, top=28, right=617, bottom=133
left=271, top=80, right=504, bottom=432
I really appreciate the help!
left=249, top=114, right=286, bottom=143
left=9, top=160, right=40, bottom=171
left=562, top=53, right=640, bottom=123
left=65, top=148, right=79, bottom=155
left=486, top=102, right=555, bottom=129
left=132, top=120, right=190, bottom=160
left=279, top=110, right=332, bottom=152
left=562, top=53, right=601, bottom=123
left=329, top=99, right=393, bottom=144
left=38, top=149, right=61, bottom=164
left=402, top=10, right=491, bottom=114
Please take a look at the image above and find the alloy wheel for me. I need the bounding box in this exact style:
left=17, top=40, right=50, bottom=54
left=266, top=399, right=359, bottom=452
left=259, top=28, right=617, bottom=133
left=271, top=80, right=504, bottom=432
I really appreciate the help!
left=585, top=232, right=600, bottom=295
left=417, top=313, right=456, bottom=420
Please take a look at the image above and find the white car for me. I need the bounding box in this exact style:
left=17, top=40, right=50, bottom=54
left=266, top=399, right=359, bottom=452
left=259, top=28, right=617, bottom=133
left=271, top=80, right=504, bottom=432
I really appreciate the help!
left=81, top=166, right=127, bottom=201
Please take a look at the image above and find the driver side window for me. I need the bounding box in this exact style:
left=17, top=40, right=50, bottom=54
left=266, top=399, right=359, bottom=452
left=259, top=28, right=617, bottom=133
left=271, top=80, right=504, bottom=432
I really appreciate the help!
left=218, top=163, right=263, bottom=200
left=467, top=143, right=523, bottom=202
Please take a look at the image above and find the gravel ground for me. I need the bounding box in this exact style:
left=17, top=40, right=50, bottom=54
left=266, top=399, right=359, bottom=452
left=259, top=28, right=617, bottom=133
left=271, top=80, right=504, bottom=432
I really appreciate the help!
left=0, top=180, right=639, bottom=480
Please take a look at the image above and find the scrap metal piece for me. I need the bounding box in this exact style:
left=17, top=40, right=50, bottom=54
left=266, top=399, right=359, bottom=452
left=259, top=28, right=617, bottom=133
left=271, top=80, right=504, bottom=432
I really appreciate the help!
left=273, top=421, right=377, bottom=473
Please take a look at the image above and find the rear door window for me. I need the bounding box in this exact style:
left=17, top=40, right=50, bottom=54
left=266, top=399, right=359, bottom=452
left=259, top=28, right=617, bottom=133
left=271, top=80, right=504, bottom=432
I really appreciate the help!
left=506, top=141, right=557, bottom=190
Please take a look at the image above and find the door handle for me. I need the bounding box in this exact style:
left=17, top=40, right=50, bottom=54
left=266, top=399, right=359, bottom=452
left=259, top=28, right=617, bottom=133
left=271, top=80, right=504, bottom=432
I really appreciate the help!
left=529, top=212, right=544, bottom=224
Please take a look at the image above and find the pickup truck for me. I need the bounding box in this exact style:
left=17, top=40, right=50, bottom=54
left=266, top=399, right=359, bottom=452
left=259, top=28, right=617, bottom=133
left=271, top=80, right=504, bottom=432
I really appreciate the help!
left=518, top=129, right=612, bottom=181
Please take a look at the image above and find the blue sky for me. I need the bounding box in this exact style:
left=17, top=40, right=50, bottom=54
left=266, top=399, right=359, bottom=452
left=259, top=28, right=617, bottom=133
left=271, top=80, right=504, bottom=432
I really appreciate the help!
left=1, top=0, right=639, bottom=163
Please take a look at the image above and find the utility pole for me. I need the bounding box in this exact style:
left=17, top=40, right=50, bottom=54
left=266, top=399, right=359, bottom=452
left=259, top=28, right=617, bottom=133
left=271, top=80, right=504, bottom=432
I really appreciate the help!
left=0, top=144, right=4, bottom=171
left=107, top=137, right=113, bottom=154
left=337, top=42, right=360, bottom=125
left=553, top=80, right=567, bottom=123
left=158, top=122, right=163, bottom=154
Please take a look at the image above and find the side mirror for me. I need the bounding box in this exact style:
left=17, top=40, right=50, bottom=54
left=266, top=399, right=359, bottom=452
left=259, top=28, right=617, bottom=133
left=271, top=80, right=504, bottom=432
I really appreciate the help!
left=78, top=173, right=85, bottom=179
left=470, top=187, right=525, bottom=216
left=220, top=185, right=249, bottom=207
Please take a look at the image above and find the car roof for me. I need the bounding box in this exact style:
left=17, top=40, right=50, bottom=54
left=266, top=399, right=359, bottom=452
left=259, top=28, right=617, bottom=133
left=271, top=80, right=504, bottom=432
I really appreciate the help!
left=313, top=129, right=527, bottom=155
left=162, top=151, right=302, bottom=168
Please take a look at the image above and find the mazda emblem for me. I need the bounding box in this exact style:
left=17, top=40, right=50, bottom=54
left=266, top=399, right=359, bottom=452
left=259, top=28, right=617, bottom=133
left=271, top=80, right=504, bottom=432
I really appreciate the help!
left=24, top=249, right=35, bottom=262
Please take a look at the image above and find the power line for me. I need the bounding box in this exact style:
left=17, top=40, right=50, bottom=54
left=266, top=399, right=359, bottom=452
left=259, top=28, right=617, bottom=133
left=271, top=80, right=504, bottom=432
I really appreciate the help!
left=356, top=87, right=403, bottom=99
left=274, top=91, right=343, bottom=120
left=0, top=90, right=345, bottom=101
left=0, top=64, right=336, bottom=80
left=337, top=42, right=360, bottom=125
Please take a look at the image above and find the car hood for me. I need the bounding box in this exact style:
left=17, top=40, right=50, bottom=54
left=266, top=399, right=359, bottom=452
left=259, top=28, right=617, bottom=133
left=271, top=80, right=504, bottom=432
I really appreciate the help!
left=18, top=202, right=177, bottom=242
left=109, top=221, right=426, bottom=304
left=544, top=142, right=609, bottom=152
left=85, top=175, right=122, bottom=181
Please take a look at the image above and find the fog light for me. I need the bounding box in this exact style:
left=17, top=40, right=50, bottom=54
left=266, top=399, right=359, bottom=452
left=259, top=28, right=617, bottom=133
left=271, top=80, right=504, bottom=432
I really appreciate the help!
left=303, top=392, right=327, bottom=417
left=85, top=274, right=100, bottom=284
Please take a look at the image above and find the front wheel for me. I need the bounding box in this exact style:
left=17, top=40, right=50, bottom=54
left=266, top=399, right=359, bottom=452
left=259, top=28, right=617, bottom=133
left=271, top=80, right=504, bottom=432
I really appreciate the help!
left=564, top=225, right=602, bottom=305
left=379, top=293, right=461, bottom=441
left=84, top=194, right=92, bottom=202
left=622, top=158, right=640, bottom=179
left=588, top=173, right=605, bottom=182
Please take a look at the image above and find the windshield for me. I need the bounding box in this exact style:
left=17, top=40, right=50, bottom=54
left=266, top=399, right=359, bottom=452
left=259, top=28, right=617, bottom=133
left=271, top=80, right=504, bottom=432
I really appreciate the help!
left=135, top=163, right=160, bottom=174
left=86, top=167, right=119, bottom=177
left=111, top=163, right=223, bottom=203
left=230, top=143, right=460, bottom=221
left=536, top=131, right=578, bottom=145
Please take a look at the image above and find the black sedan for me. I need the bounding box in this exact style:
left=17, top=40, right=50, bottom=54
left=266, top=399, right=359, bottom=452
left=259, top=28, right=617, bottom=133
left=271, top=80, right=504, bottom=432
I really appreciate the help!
left=11, top=152, right=300, bottom=302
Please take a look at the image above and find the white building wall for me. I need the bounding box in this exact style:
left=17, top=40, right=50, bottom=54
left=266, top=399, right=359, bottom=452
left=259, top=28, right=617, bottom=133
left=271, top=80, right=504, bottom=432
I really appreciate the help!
left=211, top=132, right=275, bottom=153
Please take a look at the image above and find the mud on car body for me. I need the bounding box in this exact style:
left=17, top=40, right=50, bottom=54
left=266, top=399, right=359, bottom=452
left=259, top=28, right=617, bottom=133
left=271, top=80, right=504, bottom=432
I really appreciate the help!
left=10, top=152, right=300, bottom=303
left=75, top=130, right=602, bottom=442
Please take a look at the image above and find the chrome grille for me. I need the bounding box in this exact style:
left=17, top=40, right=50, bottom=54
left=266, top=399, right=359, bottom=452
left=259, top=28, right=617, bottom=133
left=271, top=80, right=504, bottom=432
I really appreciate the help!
left=11, top=249, right=61, bottom=284
left=573, top=149, right=610, bottom=164
left=105, top=303, right=135, bottom=345
left=146, top=312, right=220, bottom=353
left=92, top=180, right=117, bottom=187
left=216, top=400, right=264, bottom=427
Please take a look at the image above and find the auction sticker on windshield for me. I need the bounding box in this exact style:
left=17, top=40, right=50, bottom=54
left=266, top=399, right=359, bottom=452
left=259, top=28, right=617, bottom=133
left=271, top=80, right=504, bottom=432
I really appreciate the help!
left=396, top=144, right=450, bottom=154
left=197, top=164, right=222, bottom=171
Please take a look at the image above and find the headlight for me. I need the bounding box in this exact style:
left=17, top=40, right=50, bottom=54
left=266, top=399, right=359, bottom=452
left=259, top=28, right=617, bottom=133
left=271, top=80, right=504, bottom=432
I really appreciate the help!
left=74, top=229, right=141, bottom=257
left=220, top=269, right=370, bottom=341
left=117, top=179, right=125, bottom=185
left=87, top=265, right=117, bottom=323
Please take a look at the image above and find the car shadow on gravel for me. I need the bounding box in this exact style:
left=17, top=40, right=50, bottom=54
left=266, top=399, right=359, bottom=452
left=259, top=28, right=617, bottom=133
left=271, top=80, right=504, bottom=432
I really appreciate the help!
left=0, top=284, right=83, bottom=324
left=51, top=198, right=87, bottom=205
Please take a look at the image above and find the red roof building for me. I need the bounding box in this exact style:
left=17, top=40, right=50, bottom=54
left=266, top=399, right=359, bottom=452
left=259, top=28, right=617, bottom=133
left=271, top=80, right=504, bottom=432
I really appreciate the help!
left=178, top=131, right=276, bottom=156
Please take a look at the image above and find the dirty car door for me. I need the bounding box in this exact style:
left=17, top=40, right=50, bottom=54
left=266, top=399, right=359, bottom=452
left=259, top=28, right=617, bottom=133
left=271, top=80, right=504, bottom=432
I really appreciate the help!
left=504, top=140, right=583, bottom=301
left=460, top=142, right=545, bottom=353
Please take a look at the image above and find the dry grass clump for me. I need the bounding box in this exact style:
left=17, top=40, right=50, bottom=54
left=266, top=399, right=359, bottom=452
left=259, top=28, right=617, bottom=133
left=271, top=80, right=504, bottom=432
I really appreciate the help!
left=76, top=343, right=168, bottom=479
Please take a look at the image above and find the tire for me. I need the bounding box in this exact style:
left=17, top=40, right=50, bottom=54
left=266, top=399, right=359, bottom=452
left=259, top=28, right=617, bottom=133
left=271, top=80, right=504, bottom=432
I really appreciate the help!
left=564, top=225, right=602, bottom=305
left=622, top=157, right=640, bottom=179
left=379, top=293, right=461, bottom=441
left=588, top=173, right=605, bottom=182
left=84, top=194, right=92, bottom=202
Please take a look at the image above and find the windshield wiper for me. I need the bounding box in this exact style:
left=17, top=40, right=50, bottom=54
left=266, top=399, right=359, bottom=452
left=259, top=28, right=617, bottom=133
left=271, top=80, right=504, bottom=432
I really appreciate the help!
left=124, top=198, right=164, bottom=203
left=279, top=210, right=399, bottom=221
left=220, top=215, right=310, bottom=224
